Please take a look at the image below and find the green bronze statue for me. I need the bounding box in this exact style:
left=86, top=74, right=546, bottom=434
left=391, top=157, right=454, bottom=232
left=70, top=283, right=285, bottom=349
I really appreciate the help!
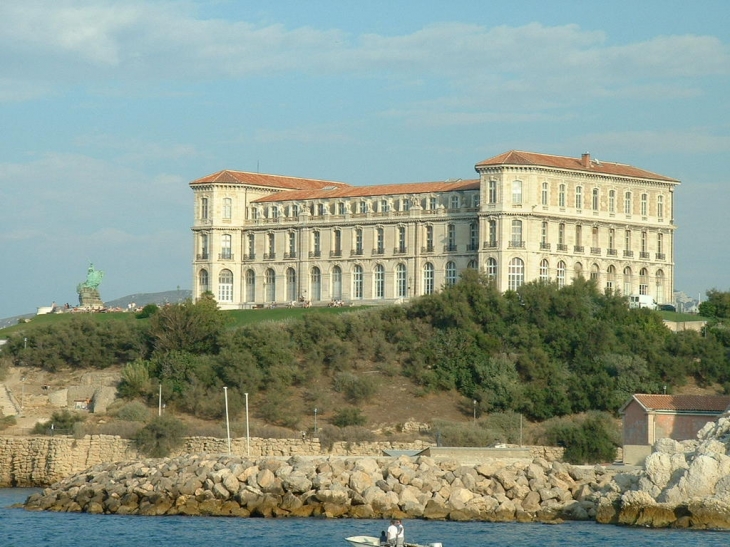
left=77, top=263, right=104, bottom=291
left=77, top=263, right=105, bottom=308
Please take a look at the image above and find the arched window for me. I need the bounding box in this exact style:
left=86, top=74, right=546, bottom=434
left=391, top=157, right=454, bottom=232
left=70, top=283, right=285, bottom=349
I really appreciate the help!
left=245, top=269, right=255, bottom=302
left=353, top=265, right=363, bottom=299
left=423, top=262, right=435, bottom=295
left=265, top=269, right=276, bottom=302
left=574, top=262, right=584, bottom=279
left=607, top=265, right=616, bottom=291
left=286, top=268, right=297, bottom=302
left=374, top=264, right=385, bottom=299
left=487, top=257, right=497, bottom=279
left=623, top=267, right=632, bottom=295
left=396, top=263, right=407, bottom=298
left=639, top=268, right=649, bottom=295
left=198, top=269, right=209, bottom=295
left=445, top=261, right=457, bottom=286
left=218, top=269, right=233, bottom=302
left=591, top=263, right=600, bottom=282
left=467, top=260, right=477, bottom=269
left=557, top=261, right=566, bottom=288
left=332, top=266, right=342, bottom=300
left=311, top=267, right=321, bottom=301
left=508, top=258, right=524, bottom=291
left=539, top=259, right=549, bottom=282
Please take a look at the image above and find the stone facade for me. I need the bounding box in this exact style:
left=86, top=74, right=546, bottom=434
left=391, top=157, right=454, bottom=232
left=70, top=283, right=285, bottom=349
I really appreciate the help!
left=190, top=150, right=678, bottom=308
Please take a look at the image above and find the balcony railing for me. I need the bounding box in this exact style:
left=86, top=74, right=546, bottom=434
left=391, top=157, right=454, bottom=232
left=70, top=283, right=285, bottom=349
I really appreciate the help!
left=264, top=252, right=276, bottom=260
left=350, top=249, right=364, bottom=256
left=284, top=251, right=297, bottom=259
left=623, top=250, right=634, bottom=258
left=243, top=253, right=255, bottom=261
left=372, top=248, right=385, bottom=256
left=656, top=252, right=666, bottom=260
left=590, top=247, right=601, bottom=255
left=607, top=248, right=617, bottom=256
left=421, top=244, right=435, bottom=253
left=330, top=250, right=343, bottom=258
left=444, top=244, right=457, bottom=252
left=218, top=252, right=234, bottom=260
left=483, top=241, right=498, bottom=249
left=573, top=245, right=584, bottom=253
left=393, top=246, right=407, bottom=255
left=309, top=250, right=321, bottom=258
left=196, top=252, right=209, bottom=260
left=540, top=242, right=551, bottom=250
left=557, top=243, right=568, bottom=252
left=640, top=251, right=650, bottom=259
left=509, top=240, right=525, bottom=249
left=466, top=243, right=479, bottom=252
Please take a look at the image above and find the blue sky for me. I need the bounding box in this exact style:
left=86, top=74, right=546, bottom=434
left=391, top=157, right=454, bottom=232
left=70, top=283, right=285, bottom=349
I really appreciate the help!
left=1, top=0, right=729, bottom=317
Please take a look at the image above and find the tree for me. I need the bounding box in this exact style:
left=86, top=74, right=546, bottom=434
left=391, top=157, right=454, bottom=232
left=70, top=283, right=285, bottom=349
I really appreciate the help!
left=699, top=290, right=730, bottom=319
left=147, top=296, right=229, bottom=355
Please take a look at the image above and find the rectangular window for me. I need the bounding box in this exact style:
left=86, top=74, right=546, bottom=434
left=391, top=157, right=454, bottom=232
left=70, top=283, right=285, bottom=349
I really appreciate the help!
left=247, top=234, right=255, bottom=258
left=559, top=184, right=566, bottom=208
left=398, top=226, right=406, bottom=253
left=641, top=194, right=648, bottom=216
left=624, top=192, right=632, bottom=215
left=313, top=231, right=321, bottom=253
left=288, top=232, right=296, bottom=256
left=447, top=224, right=456, bottom=251
left=450, top=195, right=459, bottom=209
left=426, top=225, right=434, bottom=251
left=377, top=227, right=384, bottom=253
left=355, top=228, right=363, bottom=254
left=592, top=189, right=599, bottom=211
left=512, top=180, right=522, bottom=204
left=657, top=195, right=664, bottom=219
left=223, top=198, right=232, bottom=219
left=338, top=202, right=346, bottom=215
left=488, top=180, right=497, bottom=204
left=609, top=190, right=615, bottom=213
left=429, top=197, right=437, bottom=210
left=575, top=186, right=583, bottom=209
left=541, top=221, right=548, bottom=245
left=541, top=182, right=548, bottom=206
left=201, top=197, right=209, bottom=220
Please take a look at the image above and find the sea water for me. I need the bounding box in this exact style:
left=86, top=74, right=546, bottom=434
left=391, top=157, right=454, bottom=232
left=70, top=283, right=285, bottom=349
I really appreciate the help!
left=2, top=488, right=729, bottom=547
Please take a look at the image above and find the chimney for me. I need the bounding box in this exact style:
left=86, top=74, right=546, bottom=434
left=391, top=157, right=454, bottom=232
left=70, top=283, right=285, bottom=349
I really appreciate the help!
left=581, top=152, right=591, bottom=168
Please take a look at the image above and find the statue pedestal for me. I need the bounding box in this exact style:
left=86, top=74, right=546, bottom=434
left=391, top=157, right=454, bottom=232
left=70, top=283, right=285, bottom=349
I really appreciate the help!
left=78, top=287, right=104, bottom=309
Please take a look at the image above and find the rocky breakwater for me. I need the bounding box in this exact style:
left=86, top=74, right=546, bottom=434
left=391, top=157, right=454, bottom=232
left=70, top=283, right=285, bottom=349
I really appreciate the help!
left=25, top=454, right=618, bottom=522
left=596, top=412, right=730, bottom=529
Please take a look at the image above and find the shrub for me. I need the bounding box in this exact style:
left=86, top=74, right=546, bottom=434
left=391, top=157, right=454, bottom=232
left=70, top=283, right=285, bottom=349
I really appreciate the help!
left=333, top=372, right=377, bottom=404
left=136, top=303, right=159, bottom=319
left=117, top=401, right=151, bottom=422
left=316, top=424, right=375, bottom=450
left=134, top=415, right=186, bottom=457
left=0, top=412, right=16, bottom=431
left=540, top=412, right=619, bottom=464
left=331, top=407, right=366, bottom=428
left=32, top=409, right=86, bottom=435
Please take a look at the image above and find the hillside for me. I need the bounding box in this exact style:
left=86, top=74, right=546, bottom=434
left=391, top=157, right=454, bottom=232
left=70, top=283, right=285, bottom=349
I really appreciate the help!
left=1, top=276, right=727, bottom=445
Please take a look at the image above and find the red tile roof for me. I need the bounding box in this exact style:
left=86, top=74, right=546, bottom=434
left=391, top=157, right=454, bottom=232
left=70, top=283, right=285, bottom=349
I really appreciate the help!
left=476, top=150, right=679, bottom=183
left=190, top=170, right=351, bottom=191
left=632, top=394, right=730, bottom=412
left=253, top=179, right=480, bottom=203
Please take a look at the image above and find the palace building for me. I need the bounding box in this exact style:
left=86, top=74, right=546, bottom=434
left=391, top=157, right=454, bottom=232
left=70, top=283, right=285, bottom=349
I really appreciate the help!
left=190, top=150, right=678, bottom=309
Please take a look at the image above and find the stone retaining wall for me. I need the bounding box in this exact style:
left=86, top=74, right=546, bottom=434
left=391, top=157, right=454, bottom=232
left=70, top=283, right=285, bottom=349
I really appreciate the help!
left=0, top=434, right=565, bottom=488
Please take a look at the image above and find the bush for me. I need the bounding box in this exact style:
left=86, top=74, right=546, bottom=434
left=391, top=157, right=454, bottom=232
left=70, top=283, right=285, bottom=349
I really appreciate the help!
left=136, top=304, right=159, bottom=319
left=333, top=372, right=377, bottom=404
left=540, top=412, right=619, bottom=464
left=0, top=412, right=16, bottom=431
left=316, top=424, right=375, bottom=450
left=117, top=401, right=151, bottom=422
left=331, top=407, right=366, bottom=428
left=32, top=409, right=86, bottom=435
left=118, top=360, right=153, bottom=399
left=134, top=415, right=186, bottom=457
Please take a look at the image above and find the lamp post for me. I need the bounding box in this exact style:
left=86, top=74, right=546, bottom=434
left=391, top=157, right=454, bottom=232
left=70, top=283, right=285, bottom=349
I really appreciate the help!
left=245, top=392, right=250, bottom=457
left=314, top=408, right=318, bottom=436
left=473, top=399, right=477, bottom=425
left=223, top=387, right=231, bottom=456
left=158, top=384, right=162, bottom=417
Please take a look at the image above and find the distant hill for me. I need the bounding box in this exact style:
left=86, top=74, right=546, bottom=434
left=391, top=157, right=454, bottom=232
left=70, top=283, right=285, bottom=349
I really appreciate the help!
left=104, top=290, right=192, bottom=309
left=0, top=290, right=192, bottom=329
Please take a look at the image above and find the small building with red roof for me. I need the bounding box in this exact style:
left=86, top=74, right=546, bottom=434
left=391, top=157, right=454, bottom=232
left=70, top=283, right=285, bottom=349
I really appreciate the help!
left=619, top=394, right=730, bottom=465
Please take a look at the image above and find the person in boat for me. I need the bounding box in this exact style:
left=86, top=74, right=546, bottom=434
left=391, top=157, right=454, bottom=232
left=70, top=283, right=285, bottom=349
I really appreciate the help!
left=395, top=519, right=405, bottom=547
left=379, top=530, right=388, bottom=546
left=386, top=520, right=398, bottom=546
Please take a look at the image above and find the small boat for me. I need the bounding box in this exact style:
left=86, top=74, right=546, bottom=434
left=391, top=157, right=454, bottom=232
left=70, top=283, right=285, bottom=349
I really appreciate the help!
left=345, top=537, right=442, bottom=547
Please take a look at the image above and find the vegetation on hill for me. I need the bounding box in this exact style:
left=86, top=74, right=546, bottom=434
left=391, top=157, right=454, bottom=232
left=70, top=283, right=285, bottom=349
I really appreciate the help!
left=3, top=274, right=729, bottom=439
